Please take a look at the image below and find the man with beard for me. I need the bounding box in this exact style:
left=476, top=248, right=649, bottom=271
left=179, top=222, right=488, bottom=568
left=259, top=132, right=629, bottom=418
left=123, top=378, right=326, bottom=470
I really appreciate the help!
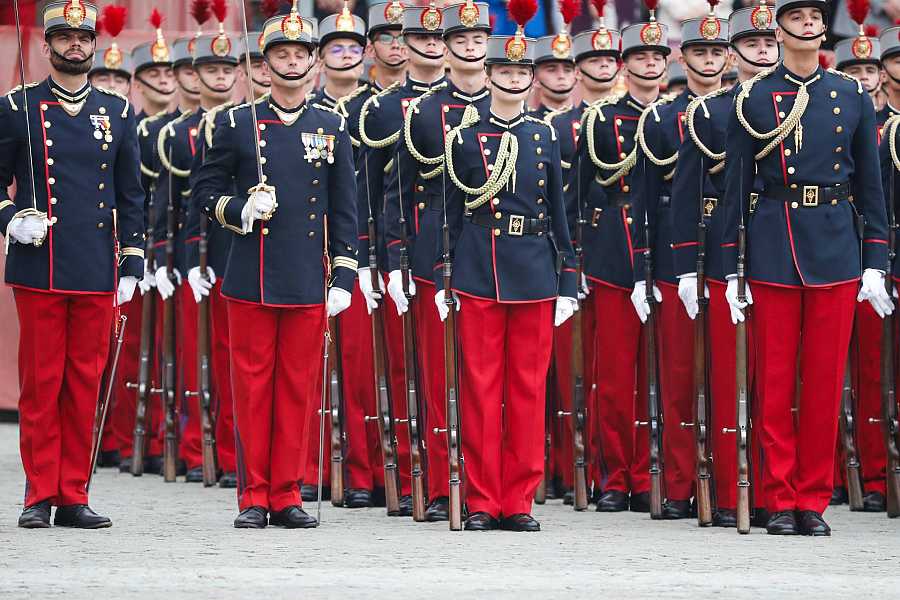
left=668, top=2, right=779, bottom=528
left=723, top=0, right=891, bottom=536
left=382, top=0, right=493, bottom=521
left=568, top=4, right=666, bottom=515
left=192, top=3, right=357, bottom=529
left=629, top=1, right=730, bottom=521
left=153, top=13, right=239, bottom=483
left=2, top=0, right=144, bottom=528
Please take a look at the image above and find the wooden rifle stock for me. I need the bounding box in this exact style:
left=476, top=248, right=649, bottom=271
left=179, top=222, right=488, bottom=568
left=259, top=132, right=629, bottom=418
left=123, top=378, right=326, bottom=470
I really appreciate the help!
left=643, top=218, right=665, bottom=519
left=840, top=350, right=864, bottom=510
left=88, top=316, right=127, bottom=491
left=161, top=162, right=179, bottom=483
left=327, top=316, right=345, bottom=506
left=443, top=222, right=464, bottom=531
left=882, top=169, right=900, bottom=518
left=128, top=237, right=157, bottom=477
left=367, top=218, right=401, bottom=515
left=196, top=215, right=217, bottom=487
left=692, top=175, right=713, bottom=527
left=735, top=220, right=751, bottom=534
left=568, top=218, right=589, bottom=511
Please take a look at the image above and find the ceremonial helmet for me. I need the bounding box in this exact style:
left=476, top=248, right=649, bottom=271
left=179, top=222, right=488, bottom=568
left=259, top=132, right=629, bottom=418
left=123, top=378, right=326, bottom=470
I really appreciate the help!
left=572, top=0, right=621, bottom=63
left=834, top=0, right=880, bottom=70
left=621, top=0, right=670, bottom=59
left=402, top=2, right=444, bottom=36
left=132, top=9, right=173, bottom=74
left=320, top=0, right=367, bottom=48
left=728, top=1, right=776, bottom=43
left=534, top=0, right=581, bottom=65
left=43, top=0, right=99, bottom=38
left=485, top=0, right=537, bottom=66
left=90, top=5, right=131, bottom=80
left=194, top=0, right=239, bottom=66
left=442, top=0, right=491, bottom=38
left=680, top=1, right=729, bottom=50
left=880, top=25, right=900, bottom=61
left=368, top=1, right=405, bottom=39
left=260, top=1, right=318, bottom=53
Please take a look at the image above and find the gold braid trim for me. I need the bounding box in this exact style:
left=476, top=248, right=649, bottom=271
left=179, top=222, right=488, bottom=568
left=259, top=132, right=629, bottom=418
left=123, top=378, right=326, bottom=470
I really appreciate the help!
left=636, top=97, right=678, bottom=168
left=827, top=68, right=864, bottom=95
left=584, top=98, right=637, bottom=186
left=686, top=88, right=730, bottom=174
left=445, top=119, right=518, bottom=211
left=403, top=82, right=449, bottom=173
left=888, top=115, right=900, bottom=173
left=201, top=101, right=235, bottom=148
left=359, top=81, right=402, bottom=149
left=157, top=110, right=195, bottom=179
left=4, top=82, right=38, bottom=111
left=95, top=86, right=130, bottom=118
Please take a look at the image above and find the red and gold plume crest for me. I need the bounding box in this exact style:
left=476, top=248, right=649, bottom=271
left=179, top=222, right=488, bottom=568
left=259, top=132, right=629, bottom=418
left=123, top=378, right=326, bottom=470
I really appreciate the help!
left=100, top=5, right=127, bottom=69
left=506, top=0, right=537, bottom=61
left=848, top=0, right=873, bottom=59
left=149, top=8, right=170, bottom=63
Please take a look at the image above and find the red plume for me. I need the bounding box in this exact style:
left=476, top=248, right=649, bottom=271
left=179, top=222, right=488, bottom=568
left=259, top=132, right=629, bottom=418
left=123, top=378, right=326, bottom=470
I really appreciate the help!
left=508, top=0, right=538, bottom=29
left=865, top=24, right=880, bottom=37
left=149, top=8, right=164, bottom=30
left=102, top=5, right=127, bottom=38
left=262, top=0, right=284, bottom=17
left=818, top=51, right=831, bottom=69
left=707, top=0, right=719, bottom=8
left=847, top=0, right=870, bottom=26
left=591, top=0, right=606, bottom=18
left=644, top=0, right=659, bottom=12
left=212, top=0, right=228, bottom=23
left=560, top=0, right=581, bottom=25
left=95, top=15, right=105, bottom=35
left=190, top=0, right=211, bottom=26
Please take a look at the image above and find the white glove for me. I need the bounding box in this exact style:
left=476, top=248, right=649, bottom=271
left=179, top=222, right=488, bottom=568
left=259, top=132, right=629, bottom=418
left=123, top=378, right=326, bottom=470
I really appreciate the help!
left=858, top=268, right=894, bottom=318
left=630, top=280, right=662, bottom=324
left=154, top=266, right=181, bottom=300
left=725, top=276, right=754, bottom=324
left=358, top=267, right=385, bottom=315
left=138, top=261, right=156, bottom=295
left=386, top=270, right=417, bottom=315
left=7, top=214, right=48, bottom=245
left=677, top=274, right=709, bottom=321
left=326, top=287, right=352, bottom=317
left=117, top=276, right=138, bottom=305
left=554, top=296, right=578, bottom=327
left=188, top=266, right=216, bottom=304
left=240, top=188, right=277, bottom=231
left=434, top=289, right=461, bottom=322
left=579, top=273, right=591, bottom=300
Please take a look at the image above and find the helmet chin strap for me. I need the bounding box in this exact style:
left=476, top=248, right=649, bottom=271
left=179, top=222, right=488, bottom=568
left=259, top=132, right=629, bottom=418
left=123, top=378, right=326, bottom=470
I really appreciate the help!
left=374, top=54, right=408, bottom=69
left=407, top=42, right=444, bottom=61
left=197, top=71, right=237, bottom=95
left=489, top=76, right=533, bottom=96
left=628, top=68, right=665, bottom=82
left=732, top=46, right=778, bottom=69
left=135, top=74, right=176, bottom=97
left=778, top=20, right=827, bottom=42
left=252, top=78, right=272, bottom=88
left=682, top=57, right=728, bottom=80
left=267, top=56, right=317, bottom=82
left=579, top=67, right=619, bottom=84
left=323, top=59, right=364, bottom=72
left=448, top=48, right=486, bottom=63
left=541, top=83, right=575, bottom=95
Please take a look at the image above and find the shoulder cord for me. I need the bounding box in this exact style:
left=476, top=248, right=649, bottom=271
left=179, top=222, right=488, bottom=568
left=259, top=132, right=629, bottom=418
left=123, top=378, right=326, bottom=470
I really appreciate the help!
left=636, top=98, right=678, bottom=168
left=444, top=121, right=518, bottom=211
left=403, top=85, right=456, bottom=179
left=358, top=81, right=402, bottom=149
left=585, top=104, right=637, bottom=186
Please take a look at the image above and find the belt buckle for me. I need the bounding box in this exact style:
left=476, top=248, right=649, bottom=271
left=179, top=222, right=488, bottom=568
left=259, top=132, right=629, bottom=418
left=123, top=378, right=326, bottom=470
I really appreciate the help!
left=749, top=193, right=759, bottom=213
left=508, top=214, right=525, bottom=236
left=802, top=185, right=819, bottom=207
left=703, top=197, right=717, bottom=218
left=591, top=207, right=602, bottom=228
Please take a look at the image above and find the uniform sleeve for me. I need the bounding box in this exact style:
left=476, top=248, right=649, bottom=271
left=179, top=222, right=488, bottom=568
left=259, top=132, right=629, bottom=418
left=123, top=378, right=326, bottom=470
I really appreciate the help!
left=0, top=100, right=20, bottom=233
left=193, top=119, right=246, bottom=234
left=853, top=91, right=889, bottom=271
left=327, top=124, right=360, bottom=293
left=548, top=135, right=577, bottom=299
left=114, top=106, right=147, bottom=278
left=721, top=99, right=758, bottom=278
left=669, top=116, right=705, bottom=278
left=630, top=116, right=664, bottom=283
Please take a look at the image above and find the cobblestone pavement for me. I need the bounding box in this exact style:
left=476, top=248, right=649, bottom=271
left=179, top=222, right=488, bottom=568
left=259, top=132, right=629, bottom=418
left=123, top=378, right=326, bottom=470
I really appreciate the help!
left=0, top=424, right=897, bottom=599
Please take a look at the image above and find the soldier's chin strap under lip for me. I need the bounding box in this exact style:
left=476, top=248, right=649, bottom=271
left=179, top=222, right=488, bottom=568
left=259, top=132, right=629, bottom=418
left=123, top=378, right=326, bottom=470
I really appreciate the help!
left=266, top=56, right=317, bottom=81
left=778, top=21, right=827, bottom=42
left=542, top=83, right=575, bottom=95
left=628, top=69, right=665, bottom=82
left=731, top=46, right=778, bottom=69
left=374, top=54, right=408, bottom=69
left=682, top=58, right=728, bottom=79
left=253, top=78, right=272, bottom=88
left=135, top=74, right=177, bottom=96
left=489, top=78, right=533, bottom=95
left=448, top=48, right=486, bottom=63
left=324, top=59, right=364, bottom=72
left=197, top=73, right=237, bottom=94
left=406, top=42, right=444, bottom=61
left=579, top=68, right=619, bottom=84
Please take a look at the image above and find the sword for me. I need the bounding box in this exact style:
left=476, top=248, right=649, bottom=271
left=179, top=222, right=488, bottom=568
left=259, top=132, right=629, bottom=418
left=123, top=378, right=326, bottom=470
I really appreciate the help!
left=88, top=315, right=128, bottom=492
left=13, top=0, right=48, bottom=247
left=234, top=0, right=276, bottom=221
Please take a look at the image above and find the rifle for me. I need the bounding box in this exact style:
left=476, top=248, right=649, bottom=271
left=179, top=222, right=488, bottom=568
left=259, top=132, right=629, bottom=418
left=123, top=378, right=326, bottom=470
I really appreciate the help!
left=442, top=218, right=464, bottom=531
left=733, top=163, right=751, bottom=533
left=535, top=374, right=551, bottom=504
left=398, top=182, right=427, bottom=522
left=879, top=157, right=900, bottom=518
left=196, top=215, right=217, bottom=486
left=327, top=316, right=345, bottom=507
left=366, top=218, right=402, bottom=515
left=636, top=180, right=665, bottom=519
left=840, top=343, right=864, bottom=510
left=126, top=234, right=158, bottom=477
left=161, top=147, right=179, bottom=483
left=688, top=158, right=713, bottom=527
left=88, top=315, right=128, bottom=491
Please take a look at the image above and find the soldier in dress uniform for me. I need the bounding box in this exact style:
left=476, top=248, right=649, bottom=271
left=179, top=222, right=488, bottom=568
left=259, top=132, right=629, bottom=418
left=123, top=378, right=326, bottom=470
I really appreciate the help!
left=340, top=2, right=447, bottom=514
left=437, top=15, right=578, bottom=531
left=878, top=27, right=900, bottom=123
left=192, top=5, right=357, bottom=528
left=238, top=31, right=273, bottom=101
left=172, top=37, right=202, bottom=116
left=3, top=1, right=144, bottom=528
left=531, top=26, right=577, bottom=120
left=382, top=0, right=493, bottom=521
left=835, top=12, right=882, bottom=111
left=89, top=10, right=132, bottom=98
left=668, top=2, right=778, bottom=527
left=154, top=15, right=239, bottom=483
left=299, top=2, right=368, bottom=503
left=363, top=0, right=408, bottom=91
left=722, top=0, right=892, bottom=536
left=629, top=2, right=730, bottom=521
left=568, top=12, right=665, bottom=515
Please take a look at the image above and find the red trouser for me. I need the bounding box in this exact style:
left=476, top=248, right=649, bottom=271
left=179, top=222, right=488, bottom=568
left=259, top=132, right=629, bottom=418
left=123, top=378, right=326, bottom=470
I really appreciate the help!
left=753, top=281, right=857, bottom=513
left=658, top=281, right=695, bottom=501
left=580, top=293, right=599, bottom=490
left=708, top=280, right=738, bottom=509
left=210, top=281, right=236, bottom=473
left=339, top=282, right=384, bottom=491
left=417, top=280, right=449, bottom=500
left=176, top=284, right=201, bottom=470
left=15, top=288, right=114, bottom=507
left=591, top=283, right=649, bottom=494
left=551, top=317, right=574, bottom=488
left=110, top=293, right=150, bottom=457
left=458, top=296, right=554, bottom=517
left=849, top=302, right=887, bottom=495
left=382, top=285, right=412, bottom=497
left=228, top=299, right=325, bottom=511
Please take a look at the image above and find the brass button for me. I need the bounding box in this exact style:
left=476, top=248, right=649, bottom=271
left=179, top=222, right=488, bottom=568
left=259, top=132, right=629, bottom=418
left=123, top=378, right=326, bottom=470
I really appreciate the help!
left=259, top=140, right=267, bottom=147
left=97, top=222, right=104, bottom=228
left=831, top=199, right=838, bottom=205
left=99, top=107, right=106, bottom=114
left=624, top=203, right=631, bottom=210
left=416, top=185, right=424, bottom=192
left=537, top=163, right=544, bottom=170
left=480, top=136, right=488, bottom=142
left=536, top=147, right=542, bottom=155
left=493, top=228, right=501, bottom=236
left=494, top=212, right=502, bottom=219
left=484, top=149, right=491, bottom=156
left=418, top=202, right=426, bottom=209
left=259, top=123, right=266, bottom=131
left=791, top=201, right=799, bottom=209
left=50, top=216, right=57, bottom=224
left=538, top=179, right=545, bottom=187
left=313, top=179, right=320, bottom=185
left=308, top=231, right=315, bottom=237
left=98, top=202, right=105, bottom=208
left=836, top=126, right=843, bottom=133
left=790, top=183, right=798, bottom=189
left=492, top=198, right=500, bottom=206
left=43, top=121, right=51, bottom=128
left=533, top=134, right=540, bottom=141
left=833, top=107, right=841, bottom=115
left=538, top=212, right=544, bottom=219
left=830, top=91, right=837, bottom=99
left=619, top=152, right=627, bottom=159
left=102, top=143, right=109, bottom=150
left=833, top=164, right=840, bottom=171
left=100, top=163, right=107, bottom=170
left=315, top=161, right=321, bottom=168
left=48, top=177, right=56, bottom=185
left=618, top=136, right=625, bottom=143
left=261, top=175, right=268, bottom=183
left=98, top=183, right=105, bottom=190
left=537, top=198, right=544, bottom=204
left=50, top=197, right=57, bottom=205
left=317, top=128, right=324, bottom=134
left=260, top=157, right=267, bottom=164
left=310, top=197, right=317, bottom=203
left=626, top=217, right=633, bottom=224
left=622, top=185, right=631, bottom=193
left=40, top=103, right=48, bottom=111
left=615, top=119, right=622, bottom=126
left=46, top=158, right=54, bottom=166
left=787, top=166, right=795, bottom=174
left=784, top=149, right=791, bottom=157
left=401, top=100, right=409, bottom=107
left=835, top=146, right=843, bottom=153
left=775, top=95, right=783, bottom=102
left=444, top=124, right=451, bottom=132
left=444, top=106, right=450, bottom=113
left=262, top=227, right=270, bottom=235
left=45, top=139, right=53, bottom=147
left=309, top=213, right=316, bottom=220
left=778, top=112, right=785, bottom=119
left=487, top=164, right=494, bottom=171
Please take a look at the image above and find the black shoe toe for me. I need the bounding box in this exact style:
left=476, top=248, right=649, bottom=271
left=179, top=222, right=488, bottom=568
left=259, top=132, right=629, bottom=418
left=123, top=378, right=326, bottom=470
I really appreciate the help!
left=595, top=490, right=628, bottom=512
left=766, top=510, right=799, bottom=535
left=464, top=511, right=500, bottom=531
left=829, top=486, right=848, bottom=506
left=499, top=513, right=541, bottom=532
left=218, top=472, right=238, bottom=488
left=18, top=500, right=51, bottom=528
left=629, top=492, right=651, bottom=513
left=661, top=499, right=692, bottom=520
left=143, top=456, right=163, bottom=475
left=797, top=510, right=831, bottom=536
left=714, top=509, right=738, bottom=528
left=234, top=506, right=268, bottom=528
left=394, top=494, right=413, bottom=517
left=863, top=491, right=886, bottom=513
left=97, top=449, right=120, bottom=468
left=344, top=488, right=373, bottom=508
left=269, top=505, right=318, bottom=528
left=425, top=497, right=450, bottom=522
left=53, top=504, right=112, bottom=529
left=185, top=467, right=204, bottom=483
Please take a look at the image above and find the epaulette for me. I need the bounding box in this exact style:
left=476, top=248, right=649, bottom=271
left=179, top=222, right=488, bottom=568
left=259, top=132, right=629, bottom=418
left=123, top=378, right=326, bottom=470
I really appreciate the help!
left=403, top=82, right=450, bottom=175
left=827, top=68, right=864, bottom=95
left=312, top=103, right=347, bottom=132
left=201, top=100, right=235, bottom=148
left=886, top=114, right=900, bottom=173
left=542, top=107, right=565, bottom=127
left=582, top=93, right=624, bottom=125
left=137, top=109, right=167, bottom=137
left=524, top=114, right=557, bottom=141
left=157, top=109, right=195, bottom=178
left=358, top=81, right=404, bottom=148
left=4, top=82, right=39, bottom=111
left=94, top=86, right=130, bottom=118
left=685, top=88, right=730, bottom=173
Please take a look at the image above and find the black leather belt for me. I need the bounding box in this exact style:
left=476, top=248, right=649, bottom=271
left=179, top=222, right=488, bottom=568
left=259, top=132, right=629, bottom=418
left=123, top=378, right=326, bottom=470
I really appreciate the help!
left=468, top=213, right=551, bottom=236
left=763, top=184, right=851, bottom=207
